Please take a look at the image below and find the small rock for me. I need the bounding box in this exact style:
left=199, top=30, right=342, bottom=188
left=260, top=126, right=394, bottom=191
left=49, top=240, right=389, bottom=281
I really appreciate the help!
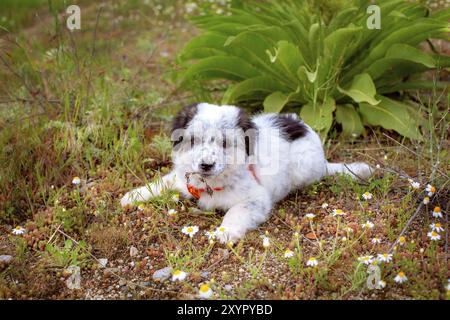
left=103, top=268, right=119, bottom=276
left=152, top=266, right=173, bottom=282
left=65, top=265, right=81, bottom=290
left=0, top=255, right=13, bottom=265
left=130, top=246, right=138, bottom=257
left=118, top=279, right=127, bottom=286
left=224, top=284, right=233, bottom=291
left=139, top=281, right=150, bottom=287
left=98, top=258, right=108, bottom=268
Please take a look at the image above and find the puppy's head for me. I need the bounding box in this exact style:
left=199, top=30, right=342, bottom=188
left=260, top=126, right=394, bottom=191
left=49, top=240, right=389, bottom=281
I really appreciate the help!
left=171, top=103, right=255, bottom=177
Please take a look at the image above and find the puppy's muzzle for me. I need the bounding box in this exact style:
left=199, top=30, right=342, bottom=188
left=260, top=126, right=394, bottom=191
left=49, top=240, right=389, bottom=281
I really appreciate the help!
left=200, top=162, right=215, bottom=173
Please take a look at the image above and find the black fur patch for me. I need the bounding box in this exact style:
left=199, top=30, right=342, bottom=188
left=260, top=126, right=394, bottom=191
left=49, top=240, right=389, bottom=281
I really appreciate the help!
left=273, top=114, right=308, bottom=141
left=236, top=109, right=256, bottom=156
left=171, top=103, right=198, bottom=147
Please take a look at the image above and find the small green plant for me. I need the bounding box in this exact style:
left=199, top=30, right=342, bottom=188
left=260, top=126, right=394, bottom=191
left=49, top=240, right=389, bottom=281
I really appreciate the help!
left=43, top=239, right=89, bottom=268
left=178, top=0, right=449, bottom=139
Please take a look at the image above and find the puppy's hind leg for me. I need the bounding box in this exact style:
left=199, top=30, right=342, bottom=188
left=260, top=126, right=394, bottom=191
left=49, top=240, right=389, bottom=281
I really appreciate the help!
left=326, top=162, right=373, bottom=181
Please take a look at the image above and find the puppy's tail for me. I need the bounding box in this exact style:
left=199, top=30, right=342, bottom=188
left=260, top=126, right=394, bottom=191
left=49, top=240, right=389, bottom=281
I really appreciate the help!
left=326, top=162, right=373, bottom=181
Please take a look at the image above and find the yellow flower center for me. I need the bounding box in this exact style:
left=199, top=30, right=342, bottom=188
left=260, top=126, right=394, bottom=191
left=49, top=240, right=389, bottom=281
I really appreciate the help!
left=218, top=227, right=225, bottom=232
left=15, top=226, right=21, bottom=230
left=398, top=272, right=405, bottom=277
left=435, top=223, right=441, bottom=228
left=173, top=270, right=181, bottom=276
left=335, top=209, right=343, bottom=214
left=199, top=284, right=210, bottom=293
left=431, top=232, right=438, bottom=237
left=187, top=227, right=193, bottom=233
left=434, top=207, right=441, bottom=212
left=309, top=258, right=316, bottom=261
left=399, top=236, right=406, bottom=243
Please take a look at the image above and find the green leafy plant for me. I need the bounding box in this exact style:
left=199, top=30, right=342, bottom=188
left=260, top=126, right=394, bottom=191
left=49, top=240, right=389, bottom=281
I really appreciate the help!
left=178, top=0, right=449, bottom=139
left=43, top=239, right=89, bottom=268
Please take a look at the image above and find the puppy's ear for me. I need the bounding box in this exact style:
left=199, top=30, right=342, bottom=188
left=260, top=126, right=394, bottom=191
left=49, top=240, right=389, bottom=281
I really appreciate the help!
left=236, top=108, right=256, bottom=156
left=172, top=103, right=198, bottom=147
left=172, top=103, right=198, bottom=131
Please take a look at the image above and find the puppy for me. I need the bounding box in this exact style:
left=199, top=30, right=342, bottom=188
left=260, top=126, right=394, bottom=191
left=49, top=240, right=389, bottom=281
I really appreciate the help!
left=120, top=103, right=372, bottom=243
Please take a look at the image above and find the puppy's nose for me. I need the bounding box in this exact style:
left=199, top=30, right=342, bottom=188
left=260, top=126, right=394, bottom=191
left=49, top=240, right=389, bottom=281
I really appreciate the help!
left=200, top=162, right=215, bottom=172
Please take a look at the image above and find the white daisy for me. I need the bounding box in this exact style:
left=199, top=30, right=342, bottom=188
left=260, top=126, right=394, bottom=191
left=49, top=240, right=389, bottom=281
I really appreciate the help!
left=12, top=226, right=26, bottom=235
left=423, top=197, right=430, bottom=205
left=215, top=226, right=227, bottom=237
left=198, top=284, right=213, bottom=299
left=284, top=249, right=294, bottom=258
left=427, top=231, right=441, bottom=241
left=432, top=207, right=442, bottom=218
left=408, top=179, right=420, bottom=190
left=398, top=236, right=406, bottom=245
left=430, top=222, right=444, bottom=232
left=371, top=237, right=381, bottom=244
left=306, top=257, right=318, bottom=267
left=331, top=209, right=345, bottom=217
left=358, top=255, right=374, bottom=265
left=362, top=221, right=375, bottom=229
left=394, top=272, right=407, bottom=283
left=425, top=184, right=436, bottom=197
left=321, top=203, right=329, bottom=209
left=262, top=236, right=270, bottom=248
left=181, top=225, right=199, bottom=238
left=172, top=270, right=187, bottom=282
left=305, top=213, right=316, bottom=220
left=167, top=209, right=178, bottom=216
left=205, top=231, right=216, bottom=240
left=362, top=192, right=373, bottom=200
left=377, top=253, right=393, bottom=263
left=72, top=176, right=81, bottom=185
left=377, top=280, right=386, bottom=289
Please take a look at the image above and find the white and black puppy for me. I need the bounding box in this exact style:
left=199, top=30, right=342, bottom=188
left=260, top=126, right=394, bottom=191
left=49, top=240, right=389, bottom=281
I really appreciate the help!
left=121, top=103, right=372, bottom=243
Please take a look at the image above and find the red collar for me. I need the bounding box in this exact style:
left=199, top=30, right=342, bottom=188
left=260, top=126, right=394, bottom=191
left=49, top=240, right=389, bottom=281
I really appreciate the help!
left=186, top=164, right=260, bottom=199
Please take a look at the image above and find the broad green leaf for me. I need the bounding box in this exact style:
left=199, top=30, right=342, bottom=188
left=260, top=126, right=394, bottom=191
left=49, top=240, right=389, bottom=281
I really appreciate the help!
left=324, top=25, right=362, bottom=61
left=275, top=41, right=306, bottom=77
left=378, top=81, right=450, bottom=94
left=338, top=73, right=380, bottom=105
left=335, top=104, right=364, bottom=137
left=385, top=44, right=435, bottom=67
left=263, top=91, right=290, bottom=113
left=300, top=97, right=336, bottom=136
left=181, top=56, right=261, bottom=85
left=222, top=76, right=284, bottom=104
left=359, top=96, right=423, bottom=140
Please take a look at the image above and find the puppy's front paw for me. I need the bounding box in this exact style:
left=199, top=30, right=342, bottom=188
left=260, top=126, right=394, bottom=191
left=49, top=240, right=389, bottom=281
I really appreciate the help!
left=216, top=226, right=245, bottom=244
